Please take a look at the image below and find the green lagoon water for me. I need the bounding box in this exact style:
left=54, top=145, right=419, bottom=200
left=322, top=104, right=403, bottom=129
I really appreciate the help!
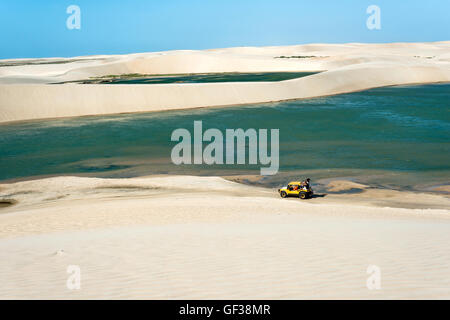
left=0, top=83, right=449, bottom=191
left=66, top=72, right=317, bottom=84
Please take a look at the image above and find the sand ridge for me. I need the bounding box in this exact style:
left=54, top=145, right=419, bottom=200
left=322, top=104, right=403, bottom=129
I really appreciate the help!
left=0, top=42, right=449, bottom=123
left=1, top=175, right=449, bottom=238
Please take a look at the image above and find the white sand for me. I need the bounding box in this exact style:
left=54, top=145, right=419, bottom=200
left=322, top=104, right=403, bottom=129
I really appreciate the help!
left=1, top=42, right=449, bottom=123
left=0, top=175, right=449, bottom=299
left=1, top=42, right=449, bottom=299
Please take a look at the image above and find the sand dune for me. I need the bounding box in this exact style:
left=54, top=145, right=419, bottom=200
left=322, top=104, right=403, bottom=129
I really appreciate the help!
left=0, top=42, right=449, bottom=123
left=1, top=42, right=450, bottom=299
left=0, top=175, right=449, bottom=299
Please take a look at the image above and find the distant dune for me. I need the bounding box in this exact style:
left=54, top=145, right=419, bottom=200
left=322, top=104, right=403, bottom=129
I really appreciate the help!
left=0, top=41, right=449, bottom=123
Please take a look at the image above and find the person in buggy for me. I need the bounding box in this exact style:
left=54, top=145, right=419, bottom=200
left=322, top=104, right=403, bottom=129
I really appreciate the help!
left=301, top=178, right=311, bottom=190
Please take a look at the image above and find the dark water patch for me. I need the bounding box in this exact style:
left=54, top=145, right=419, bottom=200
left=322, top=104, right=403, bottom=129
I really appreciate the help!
left=76, top=164, right=133, bottom=173
left=56, top=72, right=318, bottom=84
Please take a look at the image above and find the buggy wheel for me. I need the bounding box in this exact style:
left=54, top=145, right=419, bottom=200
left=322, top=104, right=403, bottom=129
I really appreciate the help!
left=280, top=191, right=287, bottom=198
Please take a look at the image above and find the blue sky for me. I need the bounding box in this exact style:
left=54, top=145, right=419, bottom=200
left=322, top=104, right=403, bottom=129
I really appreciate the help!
left=0, top=0, right=449, bottom=59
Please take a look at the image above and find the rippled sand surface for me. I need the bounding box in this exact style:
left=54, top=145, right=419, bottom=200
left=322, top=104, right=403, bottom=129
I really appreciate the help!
left=0, top=176, right=449, bottom=299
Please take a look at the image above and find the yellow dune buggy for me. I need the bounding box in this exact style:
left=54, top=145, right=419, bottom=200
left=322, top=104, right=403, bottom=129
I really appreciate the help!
left=278, top=181, right=313, bottom=199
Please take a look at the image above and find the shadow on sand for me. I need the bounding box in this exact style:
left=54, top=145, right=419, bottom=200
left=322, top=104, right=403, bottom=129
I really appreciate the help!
left=311, top=193, right=327, bottom=199
left=0, top=199, right=17, bottom=209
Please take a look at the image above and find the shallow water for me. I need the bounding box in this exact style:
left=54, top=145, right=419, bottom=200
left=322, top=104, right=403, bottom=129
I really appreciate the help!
left=0, top=83, right=449, bottom=191
left=63, top=72, right=318, bottom=84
